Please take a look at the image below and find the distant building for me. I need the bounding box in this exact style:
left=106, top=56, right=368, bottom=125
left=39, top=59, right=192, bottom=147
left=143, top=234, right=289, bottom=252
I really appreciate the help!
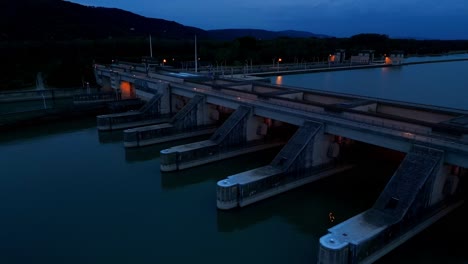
left=329, top=49, right=346, bottom=64
left=350, top=50, right=375, bottom=64
left=385, top=50, right=405, bottom=65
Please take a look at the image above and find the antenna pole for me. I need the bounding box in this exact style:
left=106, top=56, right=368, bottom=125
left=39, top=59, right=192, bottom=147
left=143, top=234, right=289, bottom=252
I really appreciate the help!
left=149, top=34, right=153, bottom=58
left=194, top=35, right=198, bottom=73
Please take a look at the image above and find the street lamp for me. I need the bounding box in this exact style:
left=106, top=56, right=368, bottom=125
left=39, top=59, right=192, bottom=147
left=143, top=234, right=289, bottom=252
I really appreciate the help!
left=277, top=58, right=282, bottom=71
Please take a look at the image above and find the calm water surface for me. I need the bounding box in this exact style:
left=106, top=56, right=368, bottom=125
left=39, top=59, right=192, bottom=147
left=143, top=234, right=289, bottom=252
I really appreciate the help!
left=1, top=59, right=467, bottom=264
left=272, top=59, right=468, bottom=110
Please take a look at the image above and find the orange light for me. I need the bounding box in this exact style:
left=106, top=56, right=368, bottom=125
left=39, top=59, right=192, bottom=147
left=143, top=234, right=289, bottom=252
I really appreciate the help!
left=120, top=81, right=133, bottom=99
left=163, top=59, right=167, bottom=63
left=276, top=76, right=283, bottom=85
left=278, top=58, right=282, bottom=62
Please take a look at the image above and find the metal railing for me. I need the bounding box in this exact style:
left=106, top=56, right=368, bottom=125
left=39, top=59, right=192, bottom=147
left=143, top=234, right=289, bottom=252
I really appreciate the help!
left=101, top=69, right=468, bottom=152
left=73, top=91, right=116, bottom=103
left=192, top=83, right=468, bottom=152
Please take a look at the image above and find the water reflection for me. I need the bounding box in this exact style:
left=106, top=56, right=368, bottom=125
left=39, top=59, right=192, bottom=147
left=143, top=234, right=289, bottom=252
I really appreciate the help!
left=125, top=144, right=164, bottom=163
left=124, top=135, right=211, bottom=163
left=160, top=148, right=280, bottom=190
left=0, top=117, right=96, bottom=143
left=271, top=59, right=468, bottom=109
left=97, top=130, right=123, bottom=143
left=216, top=150, right=399, bottom=234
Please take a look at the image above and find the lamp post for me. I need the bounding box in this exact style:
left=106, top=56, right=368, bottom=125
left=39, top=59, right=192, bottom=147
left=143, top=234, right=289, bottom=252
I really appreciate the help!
left=277, top=58, right=282, bottom=72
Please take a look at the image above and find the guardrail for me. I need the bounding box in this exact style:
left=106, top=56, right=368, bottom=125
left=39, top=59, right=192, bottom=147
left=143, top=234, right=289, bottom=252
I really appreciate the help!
left=73, top=91, right=116, bottom=103
left=172, top=83, right=468, bottom=152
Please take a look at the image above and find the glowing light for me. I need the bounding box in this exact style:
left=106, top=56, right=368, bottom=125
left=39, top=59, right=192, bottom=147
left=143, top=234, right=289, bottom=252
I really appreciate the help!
left=385, top=57, right=392, bottom=64
left=120, top=81, right=134, bottom=99
left=276, top=76, right=283, bottom=85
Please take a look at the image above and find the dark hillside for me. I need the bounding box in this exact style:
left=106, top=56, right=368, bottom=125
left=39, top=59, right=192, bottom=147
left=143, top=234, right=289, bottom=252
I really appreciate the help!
left=0, top=0, right=206, bottom=41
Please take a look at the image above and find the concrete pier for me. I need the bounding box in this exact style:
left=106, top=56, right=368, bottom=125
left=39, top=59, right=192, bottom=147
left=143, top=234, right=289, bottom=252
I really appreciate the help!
left=217, top=121, right=354, bottom=209
left=159, top=105, right=284, bottom=171
left=123, top=94, right=218, bottom=147
left=318, top=145, right=464, bottom=264
left=97, top=93, right=169, bottom=131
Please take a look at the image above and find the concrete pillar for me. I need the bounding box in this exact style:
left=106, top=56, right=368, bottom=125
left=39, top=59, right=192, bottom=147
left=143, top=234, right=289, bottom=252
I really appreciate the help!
left=100, top=76, right=111, bottom=90
left=217, top=121, right=355, bottom=209
left=160, top=105, right=282, bottom=171
left=318, top=145, right=465, bottom=264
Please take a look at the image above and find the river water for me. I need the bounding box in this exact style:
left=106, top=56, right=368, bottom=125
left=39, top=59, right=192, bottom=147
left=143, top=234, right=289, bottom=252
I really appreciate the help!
left=272, top=57, right=468, bottom=110
left=1, top=59, right=467, bottom=264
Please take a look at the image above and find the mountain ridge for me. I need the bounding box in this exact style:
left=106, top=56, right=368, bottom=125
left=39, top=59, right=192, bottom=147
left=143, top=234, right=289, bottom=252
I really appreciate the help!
left=207, top=29, right=330, bottom=40
left=0, top=0, right=329, bottom=41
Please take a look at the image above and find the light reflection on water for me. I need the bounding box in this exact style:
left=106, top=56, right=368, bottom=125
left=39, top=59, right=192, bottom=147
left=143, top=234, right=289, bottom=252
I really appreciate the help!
left=271, top=59, right=468, bottom=110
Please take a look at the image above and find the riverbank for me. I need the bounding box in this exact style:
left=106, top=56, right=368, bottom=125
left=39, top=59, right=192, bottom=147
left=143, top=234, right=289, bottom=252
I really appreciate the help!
left=248, top=57, right=468, bottom=78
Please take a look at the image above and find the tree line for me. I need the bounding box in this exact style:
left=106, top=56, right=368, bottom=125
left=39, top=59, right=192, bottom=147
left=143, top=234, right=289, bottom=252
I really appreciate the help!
left=1, top=34, right=467, bottom=90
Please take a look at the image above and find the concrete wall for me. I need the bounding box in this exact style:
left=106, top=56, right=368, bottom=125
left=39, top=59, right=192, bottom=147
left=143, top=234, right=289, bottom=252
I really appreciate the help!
left=313, top=132, right=334, bottom=166
left=110, top=73, right=121, bottom=90
left=253, top=86, right=281, bottom=94
left=245, top=115, right=266, bottom=141
left=219, top=89, right=259, bottom=101
left=100, top=76, right=111, bottom=89
left=197, top=103, right=219, bottom=126
left=155, top=83, right=171, bottom=114
left=351, top=103, right=378, bottom=113
left=429, top=165, right=451, bottom=206
left=303, top=93, right=350, bottom=105
left=377, top=104, right=456, bottom=123
left=230, top=84, right=253, bottom=92
left=172, top=94, right=189, bottom=113
left=267, top=97, right=324, bottom=112
left=341, top=112, right=432, bottom=135
left=277, top=92, right=304, bottom=101
left=135, top=90, right=155, bottom=101
left=148, top=73, right=185, bottom=83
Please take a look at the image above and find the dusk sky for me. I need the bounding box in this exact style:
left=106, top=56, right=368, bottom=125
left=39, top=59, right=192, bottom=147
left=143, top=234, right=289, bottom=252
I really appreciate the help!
left=67, top=0, right=468, bottom=40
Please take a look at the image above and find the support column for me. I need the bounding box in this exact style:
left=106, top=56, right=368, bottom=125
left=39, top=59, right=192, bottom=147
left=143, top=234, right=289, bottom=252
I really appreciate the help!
left=123, top=95, right=218, bottom=147
left=216, top=121, right=354, bottom=209
left=318, top=145, right=464, bottom=264
left=159, top=105, right=282, bottom=171
left=97, top=93, right=170, bottom=131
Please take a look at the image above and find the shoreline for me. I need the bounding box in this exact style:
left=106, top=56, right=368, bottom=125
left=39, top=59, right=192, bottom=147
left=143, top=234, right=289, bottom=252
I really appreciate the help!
left=250, top=58, right=468, bottom=77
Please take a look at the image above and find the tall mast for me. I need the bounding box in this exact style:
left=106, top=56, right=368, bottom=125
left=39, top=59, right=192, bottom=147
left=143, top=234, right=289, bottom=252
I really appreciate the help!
left=194, top=35, right=198, bottom=73
left=149, top=34, right=153, bottom=58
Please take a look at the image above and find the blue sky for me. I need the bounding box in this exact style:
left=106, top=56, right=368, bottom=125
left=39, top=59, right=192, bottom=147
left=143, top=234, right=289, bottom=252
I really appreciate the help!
left=67, top=0, right=468, bottom=39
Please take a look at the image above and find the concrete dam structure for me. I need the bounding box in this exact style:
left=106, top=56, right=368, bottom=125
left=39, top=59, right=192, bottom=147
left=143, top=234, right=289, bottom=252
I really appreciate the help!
left=94, top=62, right=468, bottom=263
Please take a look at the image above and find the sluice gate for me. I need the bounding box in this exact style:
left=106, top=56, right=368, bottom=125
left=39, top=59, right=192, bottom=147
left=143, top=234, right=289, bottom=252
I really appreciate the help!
left=318, top=145, right=464, bottom=264
left=159, top=105, right=283, bottom=171
left=123, top=95, right=217, bottom=147
left=96, top=93, right=170, bottom=131
left=217, top=121, right=354, bottom=209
